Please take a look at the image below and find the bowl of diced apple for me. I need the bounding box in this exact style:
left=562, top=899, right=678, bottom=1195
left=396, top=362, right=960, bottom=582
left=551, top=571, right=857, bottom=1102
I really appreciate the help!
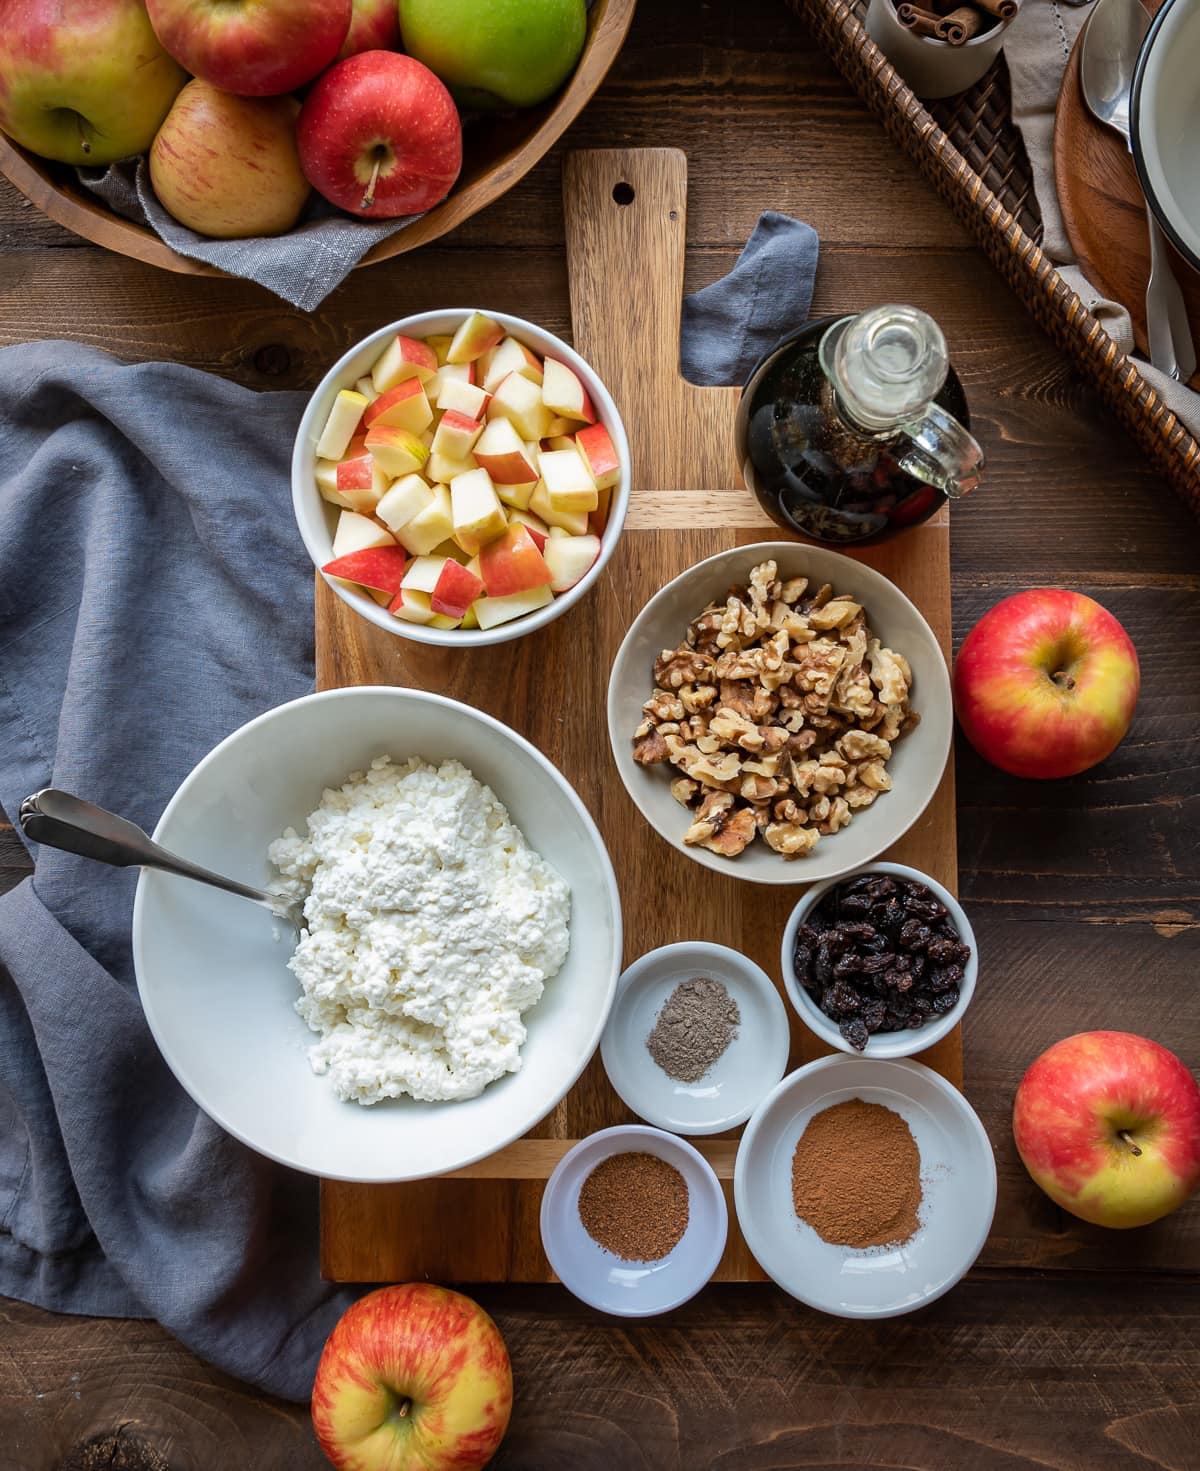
left=292, top=308, right=631, bottom=646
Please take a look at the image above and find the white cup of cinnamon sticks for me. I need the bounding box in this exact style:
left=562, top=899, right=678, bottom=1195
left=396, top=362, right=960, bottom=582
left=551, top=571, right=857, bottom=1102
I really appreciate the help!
left=865, top=0, right=1021, bottom=99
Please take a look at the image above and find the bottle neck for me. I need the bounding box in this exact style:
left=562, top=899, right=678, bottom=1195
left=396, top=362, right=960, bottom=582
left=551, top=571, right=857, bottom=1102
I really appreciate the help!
left=819, top=306, right=950, bottom=434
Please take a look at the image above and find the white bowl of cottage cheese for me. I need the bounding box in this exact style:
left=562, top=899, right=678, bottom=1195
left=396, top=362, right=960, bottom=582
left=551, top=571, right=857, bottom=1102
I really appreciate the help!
left=131, top=687, right=621, bottom=1182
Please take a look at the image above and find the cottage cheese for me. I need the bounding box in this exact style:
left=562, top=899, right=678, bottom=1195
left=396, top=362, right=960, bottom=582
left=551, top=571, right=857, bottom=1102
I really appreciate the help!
left=268, top=756, right=570, bottom=1105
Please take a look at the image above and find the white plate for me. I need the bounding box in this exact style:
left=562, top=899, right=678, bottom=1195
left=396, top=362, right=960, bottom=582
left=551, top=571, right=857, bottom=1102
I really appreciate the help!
left=734, top=1054, right=996, bottom=1317
left=540, top=1125, right=728, bottom=1316
left=601, top=942, right=790, bottom=1134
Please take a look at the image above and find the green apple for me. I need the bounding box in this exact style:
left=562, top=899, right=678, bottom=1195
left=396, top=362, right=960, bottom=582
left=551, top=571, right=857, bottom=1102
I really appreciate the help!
left=398, top=0, right=586, bottom=110
left=0, top=0, right=187, bottom=166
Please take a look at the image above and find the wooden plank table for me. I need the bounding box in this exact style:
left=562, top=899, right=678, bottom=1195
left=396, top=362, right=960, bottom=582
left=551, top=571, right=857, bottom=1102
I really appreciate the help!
left=1, top=0, right=1197, bottom=1465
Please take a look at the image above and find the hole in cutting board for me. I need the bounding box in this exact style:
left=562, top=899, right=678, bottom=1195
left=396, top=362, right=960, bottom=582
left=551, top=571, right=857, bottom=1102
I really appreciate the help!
left=612, top=181, right=635, bottom=205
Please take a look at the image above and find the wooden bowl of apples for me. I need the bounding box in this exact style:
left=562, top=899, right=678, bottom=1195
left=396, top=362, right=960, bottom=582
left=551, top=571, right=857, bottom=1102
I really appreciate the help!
left=0, top=0, right=635, bottom=279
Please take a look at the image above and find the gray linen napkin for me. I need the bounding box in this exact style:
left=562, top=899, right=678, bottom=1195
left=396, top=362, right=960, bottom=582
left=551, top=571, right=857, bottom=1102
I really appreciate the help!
left=1005, top=1, right=1200, bottom=440
left=0, top=213, right=817, bottom=1398
left=83, top=159, right=416, bottom=312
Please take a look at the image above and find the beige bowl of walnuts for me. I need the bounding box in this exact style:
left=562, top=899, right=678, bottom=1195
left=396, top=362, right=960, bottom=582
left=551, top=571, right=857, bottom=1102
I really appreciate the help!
left=606, top=542, right=953, bottom=886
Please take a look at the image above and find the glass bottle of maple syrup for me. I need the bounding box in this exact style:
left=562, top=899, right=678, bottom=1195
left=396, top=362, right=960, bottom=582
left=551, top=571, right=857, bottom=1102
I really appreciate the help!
left=736, top=304, right=984, bottom=545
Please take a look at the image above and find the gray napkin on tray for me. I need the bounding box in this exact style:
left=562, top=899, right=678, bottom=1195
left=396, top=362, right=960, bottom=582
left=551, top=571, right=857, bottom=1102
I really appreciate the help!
left=1004, top=1, right=1200, bottom=441
left=0, top=212, right=818, bottom=1399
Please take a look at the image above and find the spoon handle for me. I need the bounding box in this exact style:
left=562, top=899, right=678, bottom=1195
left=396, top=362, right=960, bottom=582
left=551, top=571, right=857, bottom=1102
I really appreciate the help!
left=1145, top=213, right=1193, bottom=381
left=18, top=788, right=296, bottom=923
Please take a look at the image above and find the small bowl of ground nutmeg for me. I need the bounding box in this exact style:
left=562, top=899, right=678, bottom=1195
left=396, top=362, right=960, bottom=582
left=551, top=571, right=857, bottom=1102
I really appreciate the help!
left=601, top=942, right=791, bottom=1135
left=734, top=1053, right=996, bottom=1318
left=782, top=862, right=977, bottom=1059
left=539, top=1125, right=728, bottom=1316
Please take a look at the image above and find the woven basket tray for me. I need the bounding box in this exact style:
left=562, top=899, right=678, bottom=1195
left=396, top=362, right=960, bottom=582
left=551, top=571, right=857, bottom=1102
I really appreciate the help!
left=795, top=0, right=1200, bottom=505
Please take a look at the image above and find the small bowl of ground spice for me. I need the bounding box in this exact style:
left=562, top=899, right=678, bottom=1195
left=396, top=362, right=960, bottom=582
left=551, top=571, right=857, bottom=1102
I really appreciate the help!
left=734, top=1053, right=996, bottom=1317
left=781, top=862, right=978, bottom=1059
left=539, top=1125, right=728, bottom=1316
left=601, top=942, right=791, bottom=1135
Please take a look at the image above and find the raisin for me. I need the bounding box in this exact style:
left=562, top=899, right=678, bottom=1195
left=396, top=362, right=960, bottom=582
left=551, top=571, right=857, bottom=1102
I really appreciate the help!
left=932, top=989, right=960, bottom=1014
left=793, top=942, right=813, bottom=981
left=898, top=917, right=925, bottom=950
left=929, top=964, right=964, bottom=992
left=860, top=1000, right=887, bottom=1032
left=912, top=995, right=934, bottom=1016
left=814, top=941, right=832, bottom=988
left=840, top=1018, right=870, bottom=1051
left=858, top=953, right=892, bottom=975
left=839, top=892, right=872, bottom=916
left=926, top=937, right=957, bottom=965
left=832, top=952, right=861, bottom=979
left=830, top=982, right=861, bottom=1014
left=837, top=921, right=877, bottom=942
left=905, top=1009, right=927, bottom=1029
left=907, top=898, right=947, bottom=922
left=879, top=898, right=905, bottom=934
left=949, top=943, right=972, bottom=967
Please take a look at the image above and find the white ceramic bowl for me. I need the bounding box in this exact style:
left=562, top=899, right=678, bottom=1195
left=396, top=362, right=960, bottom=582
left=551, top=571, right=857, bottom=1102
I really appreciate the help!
left=781, top=862, right=977, bottom=1059
left=600, top=942, right=790, bottom=1135
left=539, top=1125, right=728, bottom=1315
left=130, top=687, right=622, bottom=1182
left=734, top=1054, right=996, bottom=1318
left=291, top=308, right=631, bottom=648
left=1132, top=0, right=1200, bottom=273
left=607, top=542, right=953, bottom=885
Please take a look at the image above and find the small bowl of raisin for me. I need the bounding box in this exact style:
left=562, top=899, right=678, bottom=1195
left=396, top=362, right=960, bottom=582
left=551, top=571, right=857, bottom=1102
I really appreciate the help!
left=781, top=863, right=977, bottom=1059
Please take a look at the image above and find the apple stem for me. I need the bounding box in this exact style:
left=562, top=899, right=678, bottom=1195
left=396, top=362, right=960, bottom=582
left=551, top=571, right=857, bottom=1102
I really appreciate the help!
left=1050, top=670, right=1075, bottom=691
left=1118, top=1129, right=1142, bottom=1157
left=397, top=1397, right=412, bottom=1419
left=360, top=152, right=384, bottom=212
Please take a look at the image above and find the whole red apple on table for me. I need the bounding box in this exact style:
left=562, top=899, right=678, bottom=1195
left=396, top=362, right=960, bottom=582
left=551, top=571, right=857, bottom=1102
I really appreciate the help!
left=1013, top=1031, right=1200, bottom=1228
left=0, top=0, right=186, bottom=165
left=311, top=1283, right=512, bottom=1471
left=145, top=0, right=352, bottom=97
left=150, top=81, right=310, bottom=238
left=338, top=0, right=404, bottom=59
left=298, top=52, right=462, bottom=218
left=953, top=588, right=1139, bottom=779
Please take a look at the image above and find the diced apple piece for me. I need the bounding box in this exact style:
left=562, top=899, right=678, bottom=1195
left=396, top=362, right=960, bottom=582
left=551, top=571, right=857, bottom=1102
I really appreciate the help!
left=440, top=360, right=475, bottom=386
left=530, top=480, right=589, bottom=535
left=546, top=416, right=576, bottom=437
left=486, top=371, right=554, bottom=442
left=437, top=377, right=490, bottom=418
left=538, top=447, right=598, bottom=513
left=543, top=532, right=601, bottom=593
left=315, top=388, right=368, bottom=460
left=508, top=507, right=550, bottom=550
left=542, top=435, right=576, bottom=453
left=474, top=417, right=539, bottom=485
left=479, top=524, right=552, bottom=597
left=542, top=357, right=595, bottom=423
left=400, top=555, right=448, bottom=595
left=315, top=458, right=342, bottom=504
left=575, top=422, right=621, bottom=490
left=397, top=484, right=454, bottom=556
left=430, top=613, right=461, bottom=629
left=589, top=483, right=613, bottom=536
left=430, top=538, right=471, bottom=565
left=364, top=425, right=429, bottom=478
left=495, top=479, right=538, bottom=511
left=450, top=468, right=506, bottom=554
left=547, top=525, right=569, bottom=538
left=334, top=451, right=389, bottom=513
left=420, top=428, right=435, bottom=449
left=332, top=509, right=395, bottom=559
left=354, top=375, right=380, bottom=404
left=322, top=543, right=408, bottom=595
left=376, top=474, right=434, bottom=533
left=387, top=587, right=437, bottom=624
left=426, top=334, right=453, bottom=366
left=447, top=311, right=505, bottom=364
left=481, top=336, right=544, bottom=393
left=371, top=334, right=438, bottom=392
left=428, top=449, right=478, bottom=485
left=460, top=604, right=480, bottom=631
left=364, top=379, right=433, bottom=435
left=472, top=583, right=554, bottom=630
left=431, top=410, right=484, bottom=460
left=431, top=558, right=484, bottom=618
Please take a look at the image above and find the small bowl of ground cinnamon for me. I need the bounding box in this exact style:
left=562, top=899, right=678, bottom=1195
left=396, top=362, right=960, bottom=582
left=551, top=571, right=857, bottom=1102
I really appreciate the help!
left=600, top=942, right=791, bottom=1135
left=539, top=1125, right=728, bottom=1316
left=734, top=1053, right=996, bottom=1317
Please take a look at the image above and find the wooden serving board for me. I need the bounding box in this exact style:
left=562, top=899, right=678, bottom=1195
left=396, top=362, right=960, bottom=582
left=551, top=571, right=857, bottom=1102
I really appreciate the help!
left=1053, top=0, right=1200, bottom=391
left=318, top=148, right=960, bottom=1284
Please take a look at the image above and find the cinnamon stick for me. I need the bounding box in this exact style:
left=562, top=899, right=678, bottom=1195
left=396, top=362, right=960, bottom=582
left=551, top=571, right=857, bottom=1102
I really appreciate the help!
left=973, top=0, right=1017, bottom=17
left=896, top=3, right=942, bottom=33
left=934, top=4, right=983, bottom=42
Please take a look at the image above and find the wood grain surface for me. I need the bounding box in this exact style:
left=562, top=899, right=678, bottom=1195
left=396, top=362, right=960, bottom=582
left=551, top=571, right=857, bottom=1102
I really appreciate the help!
left=0, top=0, right=636, bottom=277
left=1053, top=4, right=1200, bottom=389
left=1, top=0, right=1197, bottom=1465
left=317, top=146, right=961, bottom=1284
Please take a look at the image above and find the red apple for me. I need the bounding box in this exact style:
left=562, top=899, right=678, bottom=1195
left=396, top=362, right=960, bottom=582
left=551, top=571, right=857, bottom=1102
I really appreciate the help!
left=297, top=52, right=461, bottom=218
left=311, top=1283, right=512, bottom=1471
left=338, top=0, right=403, bottom=59
left=145, top=0, right=351, bottom=96
left=1013, top=1031, right=1200, bottom=1229
left=953, top=589, right=1139, bottom=779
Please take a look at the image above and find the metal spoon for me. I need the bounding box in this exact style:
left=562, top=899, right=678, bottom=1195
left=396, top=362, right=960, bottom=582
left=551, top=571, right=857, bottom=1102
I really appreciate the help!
left=1080, top=0, right=1196, bottom=380
left=18, top=788, right=303, bottom=932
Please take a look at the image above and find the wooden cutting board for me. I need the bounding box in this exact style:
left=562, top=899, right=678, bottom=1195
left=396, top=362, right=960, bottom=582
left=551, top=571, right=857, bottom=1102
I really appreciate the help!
left=1053, top=0, right=1200, bottom=390
left=318, top=148, right=960, bottom=1284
